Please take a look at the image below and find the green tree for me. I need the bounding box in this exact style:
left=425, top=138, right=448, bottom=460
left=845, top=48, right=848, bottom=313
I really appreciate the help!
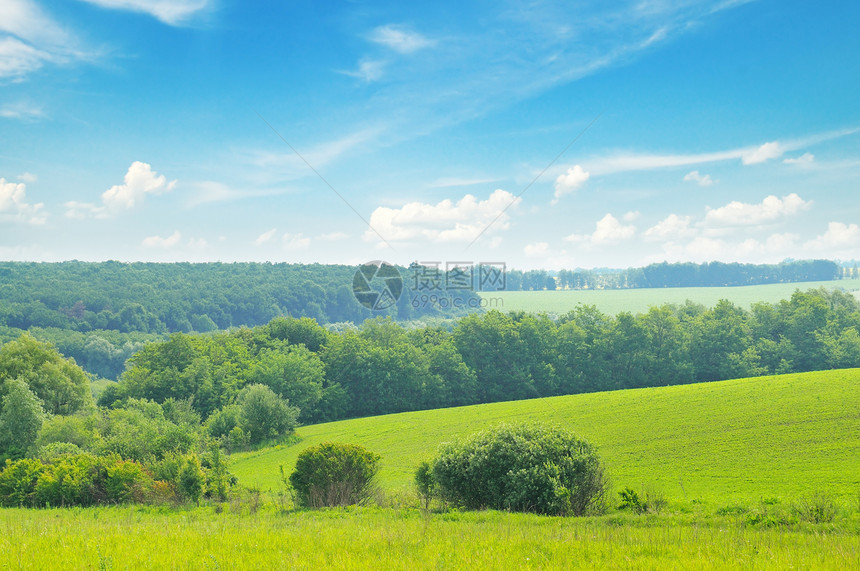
left=0, top=333, right=91, bottom=415
left=0, top=378, right=47, bottom=461
left=237, top=384, right=299, bottom=444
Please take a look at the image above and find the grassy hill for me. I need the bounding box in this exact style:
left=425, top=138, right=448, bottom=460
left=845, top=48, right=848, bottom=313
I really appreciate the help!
left=479, top=277, right=860, bottom=315
left=231, top=369, right=860, bottom=504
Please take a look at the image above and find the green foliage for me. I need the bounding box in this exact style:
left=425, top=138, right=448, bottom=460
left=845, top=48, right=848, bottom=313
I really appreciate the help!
left=0, top=333, right=91, bottom=415
left=289, top=442, right=381, bottom=508
left=0, top=378, right=47, bottom=462
left=0, top=454, right=152, bottom=507
left=430, top=422, right=607, bottom=516
left=236, top=384, right=299, bottom=445
left=177, top=455, right=205, bottom=505
left=617, top=486, right=666, bottom=514
left=414, top=461, right=435, bottom=510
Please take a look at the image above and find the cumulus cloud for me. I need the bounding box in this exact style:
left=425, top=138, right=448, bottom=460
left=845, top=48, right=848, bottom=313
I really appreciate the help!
left=741, top=141, right=784, bottom=165
left=78, top=0, right=211, bottom=26
left=565, top=213, right=635, bottom=245
left=644, top=214, right=694, bottom=240
left=783, top=152, right=814, bottom=165
left=142, top=230, right=182, bottom=248
left=683, top=170, right=714, bottom=186
left=365, top=189, right=521, bottom=244
left=66, top=161, right=176, bottom=218
left=368, top=25, right=435, bottom=53
left=0, top=177, right=45, bottom=224
left=552, top=165, right=589, bottom=203
left=804, top=222, right=860, bottom=251
left=704, top=193, right=810, bottom=228
left=254, top=228, right=277, bottom=246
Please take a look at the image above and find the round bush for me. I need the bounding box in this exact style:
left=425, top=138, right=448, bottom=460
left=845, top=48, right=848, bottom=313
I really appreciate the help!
left=289, top=442, right=380, bottom=508
left=431, top=422, right=606, bottom=516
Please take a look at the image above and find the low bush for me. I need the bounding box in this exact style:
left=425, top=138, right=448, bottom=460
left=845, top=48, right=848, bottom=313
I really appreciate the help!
left=429, top=422, right=607, bottom=516
left=289, top=442, right=380, bottom=508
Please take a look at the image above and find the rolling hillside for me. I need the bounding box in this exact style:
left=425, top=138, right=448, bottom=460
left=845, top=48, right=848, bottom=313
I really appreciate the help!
left=231, top=369, right=860, bottom=504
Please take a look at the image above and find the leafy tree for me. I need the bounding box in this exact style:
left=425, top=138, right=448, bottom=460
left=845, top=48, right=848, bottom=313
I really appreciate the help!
left=245, top=345, right=323, bottom=418
left=0, top=378, right=47, bottom=461
left=236, top=384, right=299, bottom=444
left=0, top=333, right=91, bottom=415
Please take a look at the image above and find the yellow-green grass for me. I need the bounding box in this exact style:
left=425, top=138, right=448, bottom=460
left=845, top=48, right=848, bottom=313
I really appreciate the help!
left=1, top=506, right=858, bottom=570
left=231, top=369, right=860, bottom=506
left=479, top=278, right=860, bottom=316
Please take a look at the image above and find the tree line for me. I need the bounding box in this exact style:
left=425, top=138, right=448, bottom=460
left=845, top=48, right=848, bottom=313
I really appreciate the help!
left=96, top=286, right=860, bottom=424
left=508, top=259, right=840, bottom=290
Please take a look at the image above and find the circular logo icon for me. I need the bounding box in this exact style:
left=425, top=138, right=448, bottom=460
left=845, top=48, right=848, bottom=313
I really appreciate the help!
left=352, top=260, right=403, bottom=311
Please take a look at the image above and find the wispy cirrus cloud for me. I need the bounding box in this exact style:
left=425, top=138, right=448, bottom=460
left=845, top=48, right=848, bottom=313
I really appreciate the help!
left=368, top=25, right=435, bottom=54
left=0, top=0, right=89, bottom=81
left=77, top=0, right=212, bottom=26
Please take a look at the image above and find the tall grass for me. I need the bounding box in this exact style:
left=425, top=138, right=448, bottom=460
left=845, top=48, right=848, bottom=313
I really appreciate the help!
left=0, top=506, right=858, bottom=569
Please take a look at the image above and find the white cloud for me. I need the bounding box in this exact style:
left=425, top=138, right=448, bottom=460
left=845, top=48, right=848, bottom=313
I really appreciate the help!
left=427, top=177, right=497, bottom=188
left=78, top=0, right=211, bottom=26
left=142, top=230, right=182, bottom=248
left=368, top=25, right=435, bottom=54
left=565, top=213, right=636, bottom=245
left=365, top=189, right=521, bottom=244
left=783, top=152, right=814, bottom=165
left=102, top=161, right=176, bottom=210
left=0, top=0, right=88, bottom=80
left=67, top=161, right=176, bottom=218
left=623, top=211, right=640, bottom=222
left=741, top=141, right=784, bottom=165
left=524, top=242, right=549, bottom=257
left=644, top=214, right=694, bottom=240
left=683, top=170, right=714, bottom=186
left=254, top=228, right=277, bottom=246
left=17, top=172, right=37, bottom=183
left=0, top=177, right=45, bottom=224
left=339, top=59, right=386, bottom=82
left=552, top=165, right=589, bottom=203
left=283, top=232, right=311, bottom=250
left=804, top=222, right=860, bottom=251
left=704, top=193, right=811, bottom=228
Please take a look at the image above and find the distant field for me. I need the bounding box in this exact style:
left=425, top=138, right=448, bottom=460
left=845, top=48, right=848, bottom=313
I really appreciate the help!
left=230, top=369, right=860, bottom=505
left=478, top=278, right=860, bottom=315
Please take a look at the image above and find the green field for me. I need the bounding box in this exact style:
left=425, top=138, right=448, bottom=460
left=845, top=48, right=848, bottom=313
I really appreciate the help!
left=479, top=278, right=860, bottom=315
left=3, top=370, right=859, bottom=569
left=231, top=369, right=860, bottom=505
left=2, top=506, right=858, bottom=569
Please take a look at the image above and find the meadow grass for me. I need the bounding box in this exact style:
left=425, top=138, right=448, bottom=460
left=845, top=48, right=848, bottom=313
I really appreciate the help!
left=230, top=369, right=860, bottom=508
left=478, top=278, right=860, bottom=316
left=1, top=506, right=858, bottom=570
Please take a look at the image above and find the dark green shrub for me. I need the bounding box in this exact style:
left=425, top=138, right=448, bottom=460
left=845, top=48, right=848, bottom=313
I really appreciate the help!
left=177, top=455, right=205, bottom=505
left=618, top=486, right=666, bottom=514
left=431, top=422, right=607, bottom=516
left=0, top=458, right=45, bottom=507
left=236, top=384, right=300, bottom=445
left=289, top=442, right=380, bottom=508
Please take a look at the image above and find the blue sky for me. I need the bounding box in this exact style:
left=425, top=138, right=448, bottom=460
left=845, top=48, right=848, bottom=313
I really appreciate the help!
left=1, top=0, right=859, bottom=270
